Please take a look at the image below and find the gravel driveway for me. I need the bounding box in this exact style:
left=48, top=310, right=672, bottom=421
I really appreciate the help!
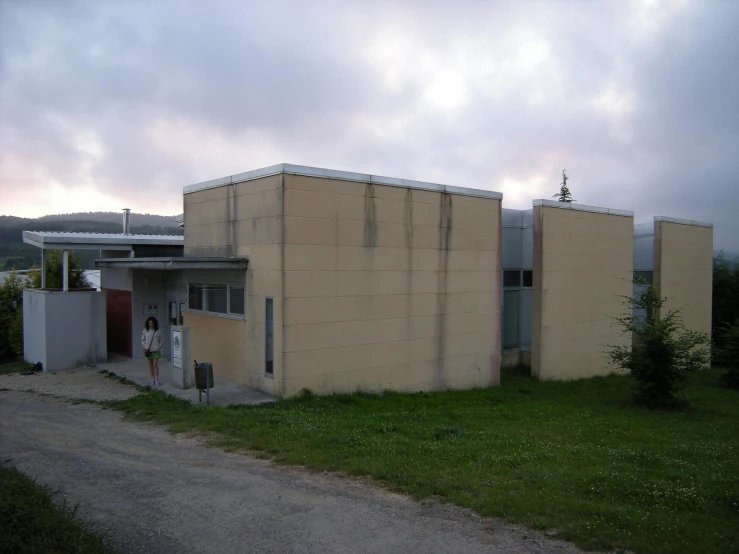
left=0, top=372, right=586, bottom=554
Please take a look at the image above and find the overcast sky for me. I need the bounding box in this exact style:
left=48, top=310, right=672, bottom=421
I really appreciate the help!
left=1, top=0, right=737, bottom=251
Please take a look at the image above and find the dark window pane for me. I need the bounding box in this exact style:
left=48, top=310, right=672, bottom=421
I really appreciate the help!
left=522, top=270, right=533, bottom=287
left=503, top=290, right=520, bottom=349
left=634, top=271, right=653, bottom=285
left=503, top=270, right=521, bottom=287
left=202, top=284, right=227, bottom=314
left=265, top=298, right=274, bottom=375
left=188, top=283, right=203, bottom=311
left=230, top=286, right=245, bottom=315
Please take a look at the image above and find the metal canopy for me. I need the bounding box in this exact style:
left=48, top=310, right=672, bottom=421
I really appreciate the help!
left=94, top=257, right=249, bottom=270
left=22, top=231, right=184, bottom=251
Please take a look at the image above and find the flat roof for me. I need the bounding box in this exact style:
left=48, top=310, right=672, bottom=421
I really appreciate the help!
left=184, top=163, right=504, bottom=201
left=532, top=199, right=634, bottom=217
left=94, top=257, right=248, bottom=270
left=23, top=231, right=184, bottom=251
left=654, top=216, right=713, bottom=228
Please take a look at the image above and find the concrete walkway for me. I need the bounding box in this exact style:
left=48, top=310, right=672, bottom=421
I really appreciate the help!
left=97, top=357, right=276, bottom=407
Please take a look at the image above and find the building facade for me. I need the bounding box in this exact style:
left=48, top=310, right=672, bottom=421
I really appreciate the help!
left=181, top=164, right=503, bottom=397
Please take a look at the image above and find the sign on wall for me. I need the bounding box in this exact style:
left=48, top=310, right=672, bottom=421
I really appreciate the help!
left=172, top=328, right=182, bottom=369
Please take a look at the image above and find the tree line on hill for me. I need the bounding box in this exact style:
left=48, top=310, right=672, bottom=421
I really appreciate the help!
left=0, top=213, right=182, bottom=270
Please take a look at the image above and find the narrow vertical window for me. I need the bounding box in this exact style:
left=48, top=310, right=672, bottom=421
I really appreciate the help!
left=265, top=297, right=274, bottom=375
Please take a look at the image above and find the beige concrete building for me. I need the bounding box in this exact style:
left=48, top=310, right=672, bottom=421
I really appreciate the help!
left=181, top=164, right=503, bottom=397
left=634, top=216, right=713, bottom=341
left=529, top=200, right=634, bottom=380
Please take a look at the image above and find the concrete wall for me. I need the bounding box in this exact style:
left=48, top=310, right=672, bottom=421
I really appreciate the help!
left=280, top=174, right=502, bottom=396
left=654, top=219, right=713, bottom=339
left=531, top=202, right=633, bottom=380
left=183, top=175, right=283, bottom=395
left=23, top=289, right=107, bottom=371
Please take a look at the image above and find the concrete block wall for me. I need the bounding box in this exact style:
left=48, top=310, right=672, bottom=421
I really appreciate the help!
left=280, top=173, right=502, bottom=396
left=654, top=218, right=713, bottom=339
left=183, top=175, right=283, bottom=396
left=531, top=201, right=634, bottom=380
left=23, top=289, right=107, bottom=371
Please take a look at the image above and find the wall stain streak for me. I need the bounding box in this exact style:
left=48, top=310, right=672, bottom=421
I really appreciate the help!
left=364, top=183, right=377, bottom=247
left=434, top=192, right=453, bottom=387
left=224, top=183, right=237, bottom=257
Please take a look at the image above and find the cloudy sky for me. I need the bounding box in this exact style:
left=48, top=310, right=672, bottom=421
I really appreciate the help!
left=1, top=0, right=737, bottom=251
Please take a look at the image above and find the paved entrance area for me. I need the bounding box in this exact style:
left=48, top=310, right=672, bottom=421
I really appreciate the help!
left=98, top=356, right=276, bottom=407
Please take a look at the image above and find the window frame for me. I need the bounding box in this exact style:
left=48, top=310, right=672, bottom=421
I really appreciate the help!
left=501, top=268, right=533, bottom=352
left=185, top=281, right=246, bottom=320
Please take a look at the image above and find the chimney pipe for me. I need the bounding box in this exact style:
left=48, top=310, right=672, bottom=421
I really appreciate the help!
left=122, top=209, right=131, bottom=235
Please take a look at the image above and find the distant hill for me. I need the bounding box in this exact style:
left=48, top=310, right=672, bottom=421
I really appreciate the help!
left=0, top=212, right=183, bottom=270
left=35, top=211, right=180, bottom=227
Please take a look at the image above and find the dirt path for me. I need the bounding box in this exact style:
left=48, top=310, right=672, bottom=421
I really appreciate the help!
left=0, top=382, right=586, bottom=554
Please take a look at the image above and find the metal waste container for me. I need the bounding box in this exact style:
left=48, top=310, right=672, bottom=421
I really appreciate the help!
left=193, top=361, right=214, bottom=405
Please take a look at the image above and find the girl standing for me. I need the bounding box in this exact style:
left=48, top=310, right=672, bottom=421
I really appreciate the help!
left=142, top=316, right=164, bottom=386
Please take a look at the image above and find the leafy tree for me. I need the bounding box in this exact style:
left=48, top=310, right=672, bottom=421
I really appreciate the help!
left=607, top=283, right=710, bottom=409
left=712, top=252, right=739, bottom=348
left=0, top=269, right=26, bottom=359
left=552, top=169, right=576, bottom=203
left=29, top=251, right=91, bottom=290
left=713, top=321, right=739, bottom=388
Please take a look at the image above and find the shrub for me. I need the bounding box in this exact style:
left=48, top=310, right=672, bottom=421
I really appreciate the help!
left=0, top=269, right=26, bottom=360
left=607, top=284, right=710, bottom=409
left=713, top=320, right=739, bottom=389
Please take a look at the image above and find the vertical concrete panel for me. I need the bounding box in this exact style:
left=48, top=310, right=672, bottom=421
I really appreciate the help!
left=532, top=205, right=633, bottom=380
left=282, top=174, right=501, bottom=397
left=654, top=220, right=713, bottom=340
left=23, top=290, right=107, bottom=371
left=23, top=289, right=47, bottom=369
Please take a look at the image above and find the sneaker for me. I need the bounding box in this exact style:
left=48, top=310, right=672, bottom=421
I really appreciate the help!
left=148, top=380, right=156, bottom=386
left=155, top=380, right=163, bottom=386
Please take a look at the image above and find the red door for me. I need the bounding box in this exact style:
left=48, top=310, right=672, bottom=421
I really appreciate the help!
left=104, top=289, right=132, bottom=357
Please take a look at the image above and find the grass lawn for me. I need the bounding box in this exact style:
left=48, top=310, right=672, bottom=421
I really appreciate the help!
left=0, top=359, right=29, bottom=376
left=0, top=465, right=112, bottom=553
left=107, top=368, right=738, bottom=554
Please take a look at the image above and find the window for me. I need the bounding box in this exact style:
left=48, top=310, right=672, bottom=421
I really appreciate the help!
left=634, top=271, right=653, bottom=285
left=265, top=297, right=274, bottom=376
left=503, top=290, right=520, bottom=349
left=503, top=270, right=521, bottom=287
left=230, top=287, right=245, bottom=315
left=522, top=270, right=533, bottom=288
left=188, top=282, right=245, bottom=317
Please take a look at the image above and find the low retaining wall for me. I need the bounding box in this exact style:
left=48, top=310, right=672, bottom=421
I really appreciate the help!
left=23, top=289, right=107, bottom=371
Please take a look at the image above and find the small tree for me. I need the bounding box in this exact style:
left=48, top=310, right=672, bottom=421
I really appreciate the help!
left=552, top=169, right=576, bottom=203
left=0, top=269, right=26, bottom=360
left=607, top=283, right=710, bottom=409
left=713, top=320, right=739, bottom=389
left=30, top=251, right=91, bottom=289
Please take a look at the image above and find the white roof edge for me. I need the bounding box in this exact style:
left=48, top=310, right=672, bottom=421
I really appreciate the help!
left=22, top=230, right=184, bottom=249
left=654, top=216, right=713, bottom=228
left=532, top=199, right=634, bottom=217
left=184, top=163, right=503, bottom=200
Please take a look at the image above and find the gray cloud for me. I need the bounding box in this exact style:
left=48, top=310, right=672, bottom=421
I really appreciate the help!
left=1, top=0, right=737, bottom=252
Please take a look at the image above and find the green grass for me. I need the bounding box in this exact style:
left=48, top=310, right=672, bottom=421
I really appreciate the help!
left=0, top=465, right=112, bottom=553
left=0, top=359, right=29, bottom=376
left=104, top=369, right=739, bottom=554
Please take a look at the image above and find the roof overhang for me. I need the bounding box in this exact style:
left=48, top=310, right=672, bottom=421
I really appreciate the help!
left=23, top=231, right=184, bottom=251
left=94, top=257, right=248, bottom=270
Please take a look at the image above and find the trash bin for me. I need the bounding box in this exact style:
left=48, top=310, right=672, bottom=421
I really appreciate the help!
left=193, top=361, right=214, bottom=405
